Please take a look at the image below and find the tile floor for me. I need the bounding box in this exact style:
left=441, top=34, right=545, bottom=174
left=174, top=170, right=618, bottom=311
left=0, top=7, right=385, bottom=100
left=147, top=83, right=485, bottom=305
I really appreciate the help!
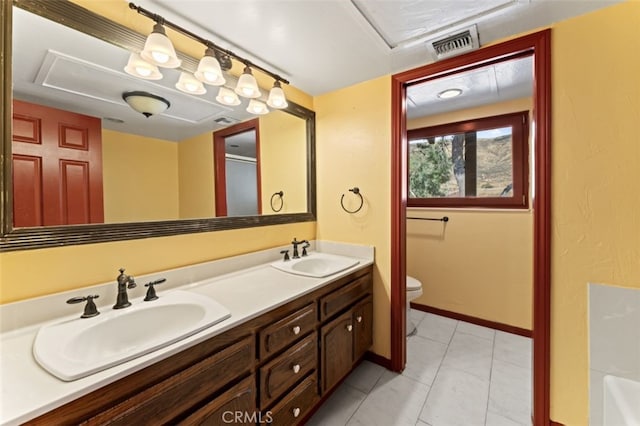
left=308, top=309, right=532, bottom=426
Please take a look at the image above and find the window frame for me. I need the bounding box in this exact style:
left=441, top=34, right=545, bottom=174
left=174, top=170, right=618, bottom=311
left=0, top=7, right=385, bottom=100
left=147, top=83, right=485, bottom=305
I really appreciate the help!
left=407, top=110, right=529, bottom=209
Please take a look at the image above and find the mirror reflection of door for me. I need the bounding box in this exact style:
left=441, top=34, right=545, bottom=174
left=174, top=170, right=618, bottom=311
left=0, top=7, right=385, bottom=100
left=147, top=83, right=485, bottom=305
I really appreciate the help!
left=213, top=119, right=262, bottom=217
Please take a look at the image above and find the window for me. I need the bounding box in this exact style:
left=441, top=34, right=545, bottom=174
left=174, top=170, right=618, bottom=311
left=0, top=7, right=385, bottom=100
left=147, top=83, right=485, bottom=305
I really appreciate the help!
left=407, top=111, right=529, bottom=208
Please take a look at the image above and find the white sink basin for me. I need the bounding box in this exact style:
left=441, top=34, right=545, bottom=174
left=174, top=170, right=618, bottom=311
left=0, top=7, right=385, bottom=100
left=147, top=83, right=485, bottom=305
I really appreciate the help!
left=271, top=252, right=359, bottom=278
left=33, top=290, right=231, bottom=381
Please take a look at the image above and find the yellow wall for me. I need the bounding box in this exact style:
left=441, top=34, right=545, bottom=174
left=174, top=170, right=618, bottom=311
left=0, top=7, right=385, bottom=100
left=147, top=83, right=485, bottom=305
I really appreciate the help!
left=315, top=76, right=392, bottom=358
left=102, top=129, right=179, bottom=222
left=178, top=132, right=216, bottom=219
left=550, top=2, right=640, bottom=424
left=259, top=111, right=308, bottom=214
left=407, top=97, right=533, bottom=330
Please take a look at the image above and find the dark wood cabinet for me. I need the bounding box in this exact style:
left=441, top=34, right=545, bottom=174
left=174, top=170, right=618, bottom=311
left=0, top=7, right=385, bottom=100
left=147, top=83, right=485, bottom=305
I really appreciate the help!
left=26, top=266, right=373, bottom=426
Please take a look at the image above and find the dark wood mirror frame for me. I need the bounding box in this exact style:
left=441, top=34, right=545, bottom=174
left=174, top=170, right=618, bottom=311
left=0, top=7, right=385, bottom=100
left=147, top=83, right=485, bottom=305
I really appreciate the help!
left=390, top=30, right=551, bottom=424
left=0, top=0, right=316, bottom=252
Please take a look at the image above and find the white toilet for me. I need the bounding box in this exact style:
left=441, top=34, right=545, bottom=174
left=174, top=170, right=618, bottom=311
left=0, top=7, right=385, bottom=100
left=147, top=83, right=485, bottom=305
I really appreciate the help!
left=406, top=276, right=423, bottom=336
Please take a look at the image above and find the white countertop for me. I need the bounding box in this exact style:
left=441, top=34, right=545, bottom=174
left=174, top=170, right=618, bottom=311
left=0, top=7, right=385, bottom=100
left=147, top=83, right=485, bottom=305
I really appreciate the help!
left=0, top=241, right=374, bottom=425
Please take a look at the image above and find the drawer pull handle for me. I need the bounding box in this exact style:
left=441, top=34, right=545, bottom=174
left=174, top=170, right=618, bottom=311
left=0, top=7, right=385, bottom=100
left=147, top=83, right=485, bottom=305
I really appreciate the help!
left=292, top=364, right=301, bottom=373
left=356, top=315, right=363, bottom=323
left=347, top=324, right=353, bottom=332
left=292, top=325, right=301, bottom=335
left=293, top=407, right=301, bottom=418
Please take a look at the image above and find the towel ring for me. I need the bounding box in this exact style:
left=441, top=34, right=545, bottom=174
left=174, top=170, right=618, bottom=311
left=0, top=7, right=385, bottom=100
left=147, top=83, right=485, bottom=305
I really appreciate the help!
left=270, top=191, right=284, bottom=212
left=340, top=187, right=364, bottom=214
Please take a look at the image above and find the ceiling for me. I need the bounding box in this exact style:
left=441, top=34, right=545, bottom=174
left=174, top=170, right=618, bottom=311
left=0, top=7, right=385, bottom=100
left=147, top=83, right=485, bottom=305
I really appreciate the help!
left=11, top=0, right=621, bottom=142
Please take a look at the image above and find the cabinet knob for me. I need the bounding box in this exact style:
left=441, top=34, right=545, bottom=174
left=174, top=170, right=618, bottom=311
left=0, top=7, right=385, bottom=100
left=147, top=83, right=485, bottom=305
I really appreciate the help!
left=292, top=325, right=301, bottom=335
left=292, top=364, right=301, bottom=374
left=356, top=315, right=363, bottom=323
left=293, top=407, right=301, bottom=418
left=347, top=324, right=353, bottom=332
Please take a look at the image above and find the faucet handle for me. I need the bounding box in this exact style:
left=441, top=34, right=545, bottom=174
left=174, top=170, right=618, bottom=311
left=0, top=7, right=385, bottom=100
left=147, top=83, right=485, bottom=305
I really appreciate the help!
left=67, top=295, right=100, bottom=318
left=301, top=241, right=310, bottom=257
left=280, top=249, right=290, bottom=261
left=144, top=278, right=166, bottom=301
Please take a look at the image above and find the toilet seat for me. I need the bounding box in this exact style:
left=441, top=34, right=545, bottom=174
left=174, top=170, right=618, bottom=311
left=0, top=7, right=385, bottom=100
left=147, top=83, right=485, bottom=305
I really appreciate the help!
left=407, top=276, right=422, bottom=292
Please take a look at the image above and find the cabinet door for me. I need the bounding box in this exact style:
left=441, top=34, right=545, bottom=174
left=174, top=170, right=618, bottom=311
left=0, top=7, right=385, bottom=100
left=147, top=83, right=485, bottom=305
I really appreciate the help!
left=179, top=376, right=256, bottom=425
left=353, top=296, right=373, bottom=361
left=320, top=310, right=353, bottom=393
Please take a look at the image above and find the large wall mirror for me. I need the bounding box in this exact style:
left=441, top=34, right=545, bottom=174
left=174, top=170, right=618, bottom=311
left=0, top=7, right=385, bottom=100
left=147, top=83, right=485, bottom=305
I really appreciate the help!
left=0, top=0, right=316, bottom=251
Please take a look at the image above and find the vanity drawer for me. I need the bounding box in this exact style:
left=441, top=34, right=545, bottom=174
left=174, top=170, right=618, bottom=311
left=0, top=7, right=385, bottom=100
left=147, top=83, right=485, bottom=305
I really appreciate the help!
left=84, top=336, right=255, bottom=425
left=266, top=374, right=319, bottom=426
left=259, top=303, right=317, bottom=358
left=259, top=332, right=317, bottom=409
left=319, top=273, right=372, bottom=321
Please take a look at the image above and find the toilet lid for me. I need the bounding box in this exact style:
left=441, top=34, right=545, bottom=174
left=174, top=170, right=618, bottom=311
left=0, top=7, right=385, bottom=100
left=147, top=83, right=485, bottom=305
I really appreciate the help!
left=407, top=276, right=422, bottom=291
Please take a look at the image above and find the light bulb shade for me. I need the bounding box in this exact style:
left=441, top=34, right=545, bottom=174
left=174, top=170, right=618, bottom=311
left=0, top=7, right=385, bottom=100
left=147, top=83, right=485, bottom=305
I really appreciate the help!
left=215, top=87, right=241, bottom=106
left=246, top=99, right=269, bottom=115
left=267, top=81, right=288, bottom=109
left=122, top=91, right=170, bottom=117
left=235, top=66, right=261, bottom=99
left=124, top=52, right=163, bottom=80
left=195, top=48, right=226, bottom=86
left=140, top=23, right=181, bottom=68
left=175, top=72, right=206, bottom=95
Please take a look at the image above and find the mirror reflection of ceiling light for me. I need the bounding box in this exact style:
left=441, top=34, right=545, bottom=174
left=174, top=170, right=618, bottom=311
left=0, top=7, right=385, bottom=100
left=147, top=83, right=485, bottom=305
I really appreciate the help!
left=216, top=87, right=241, bottom=106
left=124, top=52, right=162, bottom=80
left=267, top=80, right=288, bottom=109
left=122, top=91, right=171, bottom=118
left=438, top=88, right=463, bottom=99
left=175, top=72, right=206, bottom=95
left=246, top=99, right=269, bottom=115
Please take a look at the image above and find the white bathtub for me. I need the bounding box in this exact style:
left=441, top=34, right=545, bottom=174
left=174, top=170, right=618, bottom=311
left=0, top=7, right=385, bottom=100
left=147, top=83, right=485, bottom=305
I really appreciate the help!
left=603, top=375, right=640, bottom=426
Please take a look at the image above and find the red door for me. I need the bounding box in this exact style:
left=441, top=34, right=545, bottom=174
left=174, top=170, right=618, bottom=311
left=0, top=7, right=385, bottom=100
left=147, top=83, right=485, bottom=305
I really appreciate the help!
left=12, top=100, right=104, bottom=227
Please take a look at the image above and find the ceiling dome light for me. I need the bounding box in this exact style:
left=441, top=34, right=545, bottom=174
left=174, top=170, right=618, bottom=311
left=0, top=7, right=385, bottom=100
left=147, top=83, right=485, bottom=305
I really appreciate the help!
left=437, top=88, right=463, bottom=99
left=267, top=80, right=288, bottom=109
left=246, top=99, right=269, bottom=115
left=215, top=87, right=241, bottom=106
left=140, top=23, right=181, bottom=68
left=235, top=66, right=261, bottom=99
left=175, top=72, right=206, bottom=95
left=122, top=91, right=170, bottom=118
left=124, top=52, right=163, bottom=80
left=195, top=47, right=226, bottom=86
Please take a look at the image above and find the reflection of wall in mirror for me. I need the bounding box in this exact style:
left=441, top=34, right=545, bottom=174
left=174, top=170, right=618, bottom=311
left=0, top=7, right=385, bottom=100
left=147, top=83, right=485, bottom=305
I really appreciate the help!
left=259, top=111, right=308, bottom=215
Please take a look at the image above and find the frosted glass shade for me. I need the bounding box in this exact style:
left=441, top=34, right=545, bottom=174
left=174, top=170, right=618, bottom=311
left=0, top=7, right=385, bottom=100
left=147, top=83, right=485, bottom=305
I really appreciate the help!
left=235, top=66, right=261, bottom=99
left=195, top=48, right=225, bottom=86
left=140, top=23, right=181, bottom=68
left=246, top=99, right=269, bottom=115
left=267, top=81, right=288, bottom=109
left=122, top=91, right=170, bottom=117
left=124, top=53, right=162, bottom=80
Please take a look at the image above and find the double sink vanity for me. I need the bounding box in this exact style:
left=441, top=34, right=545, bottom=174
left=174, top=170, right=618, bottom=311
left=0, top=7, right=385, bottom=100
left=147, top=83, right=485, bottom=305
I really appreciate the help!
left=0, top=241, right=374, bottom=425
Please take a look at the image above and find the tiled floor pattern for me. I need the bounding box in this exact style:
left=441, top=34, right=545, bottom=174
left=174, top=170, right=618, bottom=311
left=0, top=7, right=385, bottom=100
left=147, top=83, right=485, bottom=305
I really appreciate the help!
left=308, top=310, right=532, bottom=426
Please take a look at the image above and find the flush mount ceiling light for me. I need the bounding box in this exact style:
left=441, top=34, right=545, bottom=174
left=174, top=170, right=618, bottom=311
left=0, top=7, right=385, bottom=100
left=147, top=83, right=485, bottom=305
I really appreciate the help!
left=124, top=52, right=162, bottom=80
left=195, top=47, right=225, bottom=86
left=437, top=88, right=463, bottom=99
left=246, top=99, right=269, bottom=115
left=267, top=81, right=288, bottom=109
left=175, top=72, right=207, bottom=95
left=122, top=91, right=170, bottom=117
left=235, top=66, right=261, bottom=99
left=129, top=2, right=289, bottom=113
left=216, top=87, right=241, bottom=106
left=140, top=22, right=181, bottom=68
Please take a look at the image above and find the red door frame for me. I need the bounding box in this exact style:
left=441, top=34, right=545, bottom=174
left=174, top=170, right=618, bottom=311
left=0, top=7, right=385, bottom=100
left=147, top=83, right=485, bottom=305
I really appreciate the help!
left=390, top=29, right=551, bottom=425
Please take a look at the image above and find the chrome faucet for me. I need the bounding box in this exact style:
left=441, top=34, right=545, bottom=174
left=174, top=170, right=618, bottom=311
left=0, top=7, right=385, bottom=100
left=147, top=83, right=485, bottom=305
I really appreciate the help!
left=113, top=268, right=136, bottom=309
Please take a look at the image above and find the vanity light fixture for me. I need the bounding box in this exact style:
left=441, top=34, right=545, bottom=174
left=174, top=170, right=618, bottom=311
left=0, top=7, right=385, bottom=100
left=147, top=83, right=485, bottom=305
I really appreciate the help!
left=129, top=2, right=289, bottom=112
left=195, top=47, right=226, bottom=86
left=122, top=91, right=170, bottom=117
left=175, top=72, right=207, bottom=95
left=235, top=66, right=261, bottom=99
left=124, top=52, right=163, bottom=80
left=437, top=88, right=463, bottom=99
left=267, top=81, right=288, bottom=109
left=216, top=87, right=241, bottom=106
left=246, top=99, right=269, bottom=115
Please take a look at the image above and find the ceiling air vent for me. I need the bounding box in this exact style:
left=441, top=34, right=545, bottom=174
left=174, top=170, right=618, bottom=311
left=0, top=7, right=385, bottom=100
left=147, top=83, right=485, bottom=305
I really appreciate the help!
left=426, top=25, right=480, bottom=61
